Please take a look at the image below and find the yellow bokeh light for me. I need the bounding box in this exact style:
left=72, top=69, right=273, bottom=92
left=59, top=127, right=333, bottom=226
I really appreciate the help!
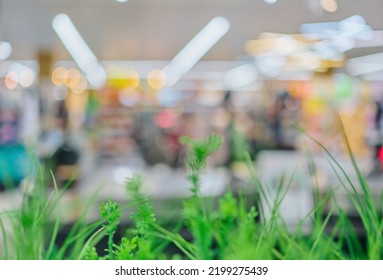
left=147, top=69, right=167, bottom=90
left=71, top=77, right=88, bottom=94
left=107, top=70, right=140, bottom=90
left=320, top=0, right=338, bottom=13
left=126, top=70, right=140, bottom=90
left=51, top=67, right=67, bottom=86
left=65, top=68, right=81, bottom=87
left=66, top=90, right=89, bottom=115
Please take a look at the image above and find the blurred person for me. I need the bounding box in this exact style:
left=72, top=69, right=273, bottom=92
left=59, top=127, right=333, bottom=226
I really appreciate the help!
left=41, top=101, right=80, bottom=189
left=132, top=111, right=169, bottom=165
left=162, top=114, right=185, bottom=167
left=38, top=102, right=66, bottom=157
left=267, top=91, right=300, bottom=150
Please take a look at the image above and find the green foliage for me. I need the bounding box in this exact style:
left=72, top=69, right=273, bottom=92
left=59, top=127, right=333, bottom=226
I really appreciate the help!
left=99, top=200, right=121, bottom=232
left=82, top=246, right=100, bottom=260
left=0, top=163, right=103, bottom=260
left=1, top=134, right=382, bottom=260
left=124, top=175, right=157, bottom=260
left=179, top=135, right=224, bottom=259
left=126, top=175, right=156, bottom=237
left=99, top=199, right=120, bottom=259
left=180, top=135, right=222, bottom=195
left=114, top=237, right=137, bottom=260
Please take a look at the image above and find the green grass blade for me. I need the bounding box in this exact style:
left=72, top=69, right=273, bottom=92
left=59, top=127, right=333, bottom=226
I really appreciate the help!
left=0, top=217, right=9, bottom=259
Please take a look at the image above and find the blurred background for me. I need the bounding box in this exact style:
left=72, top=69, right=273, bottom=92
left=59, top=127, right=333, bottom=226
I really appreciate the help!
left=1, top=0, right=383, bottom=227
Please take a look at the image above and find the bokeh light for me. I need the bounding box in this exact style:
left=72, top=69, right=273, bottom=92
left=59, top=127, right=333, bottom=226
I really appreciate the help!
left=71, top=77, right=88, bottom=94
left=5, top=71, right=19, bottom=89
left=264, top=0, right=278, bottom=5
left=51, top=67, right=67, bottom=86
left=65, top=68, right=81, bottom=87
left=19, top=68, right=36, bottom=88
left=154, top=110, right=177, bottom=129
left=0, top=41, right=12, bottom=60
left=320, top=0, right=338, bottom=13
left=157, top=88, right=181, bottom=107
left=118, top=89, right=140, bottom=107
left=107, top=70, right=140, bottom=90
left=147, top=69, right=167, bottom=90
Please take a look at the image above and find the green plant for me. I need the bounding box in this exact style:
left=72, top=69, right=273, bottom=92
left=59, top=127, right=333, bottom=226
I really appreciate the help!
left=1, top=132, right=382, bottom=260
left=0, top=162, right=105, bottom=260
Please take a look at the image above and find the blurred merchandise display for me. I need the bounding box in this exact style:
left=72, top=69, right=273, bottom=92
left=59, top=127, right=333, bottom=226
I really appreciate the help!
left=0, top=0, right=382, bottom=228
left=0, top=92, right=32, bottom=191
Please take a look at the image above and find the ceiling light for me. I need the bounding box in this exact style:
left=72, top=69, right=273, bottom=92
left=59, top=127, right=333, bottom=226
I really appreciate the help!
left=224, top=64, right=258, bottom=89
left=163, top=17, right=230, bottom=86
left=320, top=0, right=338, bottom=13
left=339, top=15, right=373, bottom=40
left=300, top=15, right=372, bottom=40
left=355, top=30, right=383, bottom=48
left=52, top=14, right=106, bottom=88
left=347, top=53, right=383, bottom=76
left=19, top=68, right=36, bottom=88
left=51, top=67, right=67, bottom=86
left=275, top=35, right=298, bottom=55
left=147, top=69, right=167, bottom=90
left=264, top=0, right=278, bottom=4
left=256, top=54, right=286, bottom=78
left=0, top=41, right=12, bottom=60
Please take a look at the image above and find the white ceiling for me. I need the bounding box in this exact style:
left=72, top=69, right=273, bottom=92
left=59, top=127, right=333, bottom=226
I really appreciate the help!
left=1, top=0, right=383, bottom=61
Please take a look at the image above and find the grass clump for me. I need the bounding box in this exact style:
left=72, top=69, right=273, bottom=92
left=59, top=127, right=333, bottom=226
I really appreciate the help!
left=1, top=133, right=382, bottom=260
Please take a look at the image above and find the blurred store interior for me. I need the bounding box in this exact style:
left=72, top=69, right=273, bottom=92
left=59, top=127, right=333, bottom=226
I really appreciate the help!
left=1, top=0, right=383, bottom=226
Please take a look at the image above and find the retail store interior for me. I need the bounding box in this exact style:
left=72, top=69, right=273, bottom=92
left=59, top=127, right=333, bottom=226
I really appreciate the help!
left=1, top=0, right=383, bottom=255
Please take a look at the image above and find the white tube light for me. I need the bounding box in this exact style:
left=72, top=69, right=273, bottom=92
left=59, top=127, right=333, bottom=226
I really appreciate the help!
left=163, top=17, right=230, bottom=86
left=347, top=53, right=383, bottom=76
left=300, top=15, right=372, bottom=40
left=224, top=64, right=258, bottom=89
left=52, top=14, right=106, bottom=88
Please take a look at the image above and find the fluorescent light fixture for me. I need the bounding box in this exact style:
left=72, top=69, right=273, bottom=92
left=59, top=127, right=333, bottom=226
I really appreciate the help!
left=275, top=35, right=298, bottom=55
left=355, top=30, right=383, bottom=48
left=300, top=15, right=373, bottom=40
left=224, top=64, right=258, bottom=89
left=363, top=70, right=383, bottom=81
left=339, top=15, right=373, bottom=40
left=116, top=0, right=128, bottom=2
left=347, top=53, right=383, bottom=76
left=264, top=0, right=278, bottom=4
left=278, top=71, right=313, bottom=81
left=256, top=53, right=286, bottom=78
left=313, top=40, right=341, bottom=59
left=300, top=21, right=338, bottom=38
left=163, top=17, right=230, bottom=86
left=0, top=41, right=12, bottom=60
left=331, top=36, right=355, bottom=52
left=52, top=14, right=106, bottom=88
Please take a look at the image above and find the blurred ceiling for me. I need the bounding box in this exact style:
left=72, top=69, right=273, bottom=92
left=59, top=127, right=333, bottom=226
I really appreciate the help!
left=1, top=0, right=383, bottom=61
